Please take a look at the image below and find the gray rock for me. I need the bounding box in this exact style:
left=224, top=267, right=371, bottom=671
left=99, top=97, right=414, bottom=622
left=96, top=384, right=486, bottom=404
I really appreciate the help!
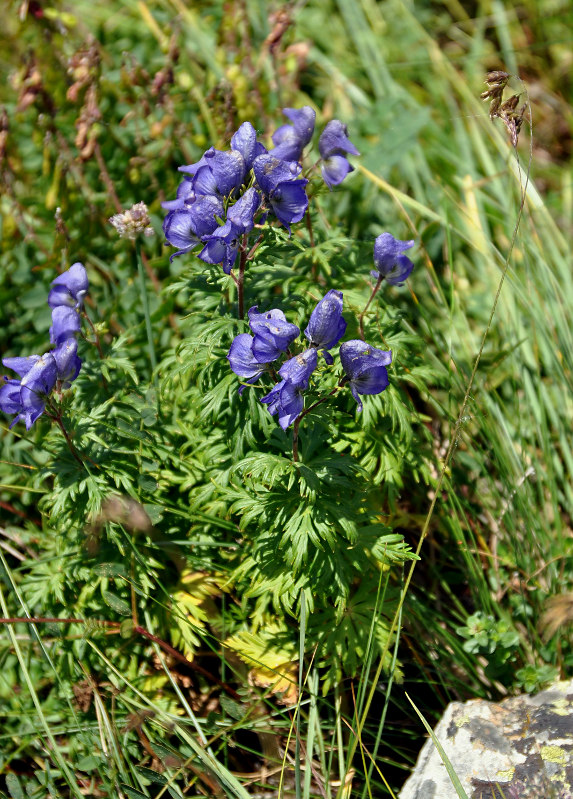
left=399, top=680, right=573, bottom=799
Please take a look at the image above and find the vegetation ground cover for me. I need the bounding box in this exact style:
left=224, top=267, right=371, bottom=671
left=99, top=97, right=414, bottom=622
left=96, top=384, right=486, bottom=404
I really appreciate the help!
left=0, top=1, right=572, bottom=797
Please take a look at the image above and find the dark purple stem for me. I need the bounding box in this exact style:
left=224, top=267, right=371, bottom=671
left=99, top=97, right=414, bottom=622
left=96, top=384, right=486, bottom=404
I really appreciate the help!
left=358, top=275, right=383, bottom=341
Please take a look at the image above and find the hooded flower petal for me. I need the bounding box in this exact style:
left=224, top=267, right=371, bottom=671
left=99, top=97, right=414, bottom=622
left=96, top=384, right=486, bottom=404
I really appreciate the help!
left=304, top=289, right=346, bottom=362
left=161, top=178, right=195, bottom=211
left=2, top=355, right=40, bottom=378
left=372, top=233, right=415, bottom=285
left=198, top=220, right=242, bottom=274
left=278, top=347, right=318, bottom=388
left=228, top=187, right=261, bottom=231
left=163, top=195, right=224, bottom=260
left=179, top=148, right=246, bottom=197
left=253, top=154, right=302, bottom=195
left=270, top=106, right=316, bottom=162
left=0, top=380, right=24, bottom=416
left=318, top=120, right=360, bottom=159
left=48, top=262, right=89, bottom=309
left=340, top=340, right=392, bottom=412
left=18, top=353, right=58, bottom=429
left=231, top=122, right=266, bottom=171
left=260, top=379, right=305, bottom=430
left=248, top=306, right=300, bottom=362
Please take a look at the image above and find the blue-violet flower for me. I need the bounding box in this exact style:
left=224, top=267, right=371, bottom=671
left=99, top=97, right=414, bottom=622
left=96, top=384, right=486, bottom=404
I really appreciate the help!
left=270, top=106, right=316, bottom=162
left=304, top=289, right=347, bottom=364
left=372, top=233, right=415, bottom=285
left=319, top=120, right=360, bottom=189
left=339, top=340, right=392, bottom=412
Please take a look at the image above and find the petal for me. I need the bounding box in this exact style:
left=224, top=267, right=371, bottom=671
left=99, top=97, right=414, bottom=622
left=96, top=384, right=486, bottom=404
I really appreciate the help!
left=278, top=348, right=317, bottom=388
left=385, top=254, right=415, bottom=286
left=321, top=155, right=353, bottom=189
left=52, top=337, right=82, bottom=387
left=276, top=381, right=304, bottom=430
left=228, top=334, right=267, bottom=378
left=0, top=380, right=23, bottom=415
left=304, top=289, right=346, bottom=350
left=253, top=154, right=302, bottom=195
left=352, top=364, right=390, bottom=396
left=51, top=262, right=89, bottom=298
left=373, top=233, right=415, bottom=276
left=228, top=187, right=261, bottom=232
left=340, top=340, right=392, bottom=379
left=318, top=120, right=360, bottom=158
left=270, top=179, right=309, bottom=229
left=2, top=355, right=40, bottom=378
left=231, top=122, right=266, bottom=170
left=49, top=306, right=81, bottom=345
left=282, top=106, right=316, bottom=144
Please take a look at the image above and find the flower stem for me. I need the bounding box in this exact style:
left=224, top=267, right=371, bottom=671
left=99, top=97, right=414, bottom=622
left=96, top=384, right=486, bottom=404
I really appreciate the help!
left=237, top=236, right=248, bottom=319
left=292, top=384, right=343, bottom=462
left=358, top=275, right=383, bottom=341
left=135, top=238, right=158, bottom=382
left=49, top=413, right=85, bottom=468
left=82, top=309, right=109, bottom=391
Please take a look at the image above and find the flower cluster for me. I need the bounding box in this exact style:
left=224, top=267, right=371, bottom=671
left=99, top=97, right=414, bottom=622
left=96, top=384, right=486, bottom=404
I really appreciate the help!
left=109, top=202, right=154, bottom=240
left=162, top=107, right=359, bottom=270
left=228, top=289, right=391, bottom=429
left=0, top=263, right=88, bottom=429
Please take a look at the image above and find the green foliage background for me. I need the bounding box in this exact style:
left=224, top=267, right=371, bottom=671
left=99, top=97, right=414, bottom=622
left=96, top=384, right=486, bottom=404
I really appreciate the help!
left=0, top=0, right=572, bottom=797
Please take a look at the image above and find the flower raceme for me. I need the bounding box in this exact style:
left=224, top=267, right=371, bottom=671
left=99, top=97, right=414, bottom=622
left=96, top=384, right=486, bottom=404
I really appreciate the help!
left=227, top=288, right=391, bottom=430
left=162, top=108, right=359, bottom=269
left=0, top=263, right=87, bottom=429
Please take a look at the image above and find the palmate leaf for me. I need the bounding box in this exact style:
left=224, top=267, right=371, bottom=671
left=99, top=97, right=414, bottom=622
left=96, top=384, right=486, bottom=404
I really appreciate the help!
left=224, top=623, right=298, bottom=703
left=309, top=579, right=403, bottom=693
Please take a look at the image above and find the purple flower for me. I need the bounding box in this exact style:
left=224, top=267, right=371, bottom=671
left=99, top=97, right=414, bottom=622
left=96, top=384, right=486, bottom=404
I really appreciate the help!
left=179, top=148, right=246, bottom=198
left=372, top=233, right=415, bottom=285
left=198, top=188, right=261, bottom=274
left=339, top=340, right=392, bottom=412
left=50, top=306, right=81, bottom=345
left=304, top=290, right=347, bottom=364
left=48, top=263, right=89, bottom=310
left=52, top=337, right=82, bottom=388
left=260, top=348, right=318, bottom=430
left=161, top=178, right=196, bottom=212
left=253, top=155, right=309, bottom=231
left=163, top=195, right=224, bottom=260
left=231, top=122, right=267, bottom=171
left=319, top=120, right=359, bottom=189
left=0, top=353, right=58, bottom=429
left=227, top=333, right=268, bottom=393
left=270, top=106, right=316, bottom=162
left=248, top=306, right=300, bottom=362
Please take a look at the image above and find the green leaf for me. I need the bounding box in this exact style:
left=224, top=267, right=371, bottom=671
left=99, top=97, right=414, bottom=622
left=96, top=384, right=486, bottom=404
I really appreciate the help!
left=102, top=591, right=132, bottom=616
left=77, top=755, right=105, bottom=772
left=5, top=773, right=24, bottom=799
left=138, top=474, right=158, bottom=492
